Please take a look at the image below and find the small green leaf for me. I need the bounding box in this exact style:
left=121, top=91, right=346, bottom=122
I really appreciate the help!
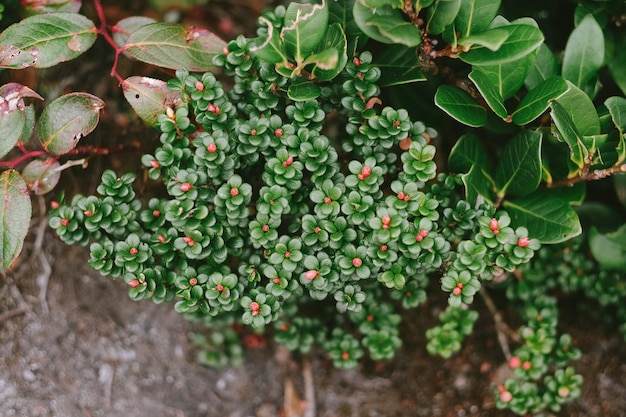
left=353, top=0, right=422, bottom=46
left=427, top=0, right=462, bottom=36
left=288, top=79, right=321, bottom=101
left=37, top=92, right=105, bottom=155
left=511, top=76, right=569, bottom=125
left=550, top=100, right=587, bottom=170
left=282, top=0, right=329, bottom=63
left=0, top=170, right=32, bottom=273
left=495, top=130, right=542, bottom=197
left=455, top=0, right=501, bottom=37
left=458, top=28, right=509, bottom=51
left=504, top=194, right=582, bottom=244
left=604, top=96, right=626, bottom=163
left=468, top=68, right=507, bottom=119
left=311, top=23, right=347, bottom=81
left=562, top=15, right=604, bottom=90
left=21, top=158, right=61, bottom=195
left=112, top=16, right=157, bottom=48
left=459, top=23, right=543, bottom=66
left=123, top=23, right=227, bottom=71
left=589, top=225, right=626, bottom=272
left=0, top=12, right=97, bottom=68
left=524, top=43, right=559, bottom=90
left=122, top=76, right=183, bottom=126
left=434, top=85, right=487, bottom=127
left=374, top=45, right=426, bottom=87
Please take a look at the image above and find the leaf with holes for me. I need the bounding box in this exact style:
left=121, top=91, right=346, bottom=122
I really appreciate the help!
left=123, top=23, right=226, bottom=71
left=0, top=170, right=32, bottom=273
left=37, top=93, right=105, bottom=155
left=435, top=85, right=487, bottom=127
left=123, top=76, right=183, bottom=126
left=0, top=13, right=96, bottom=69
left=0, top=83, right=43, bottom=158
left=22, top=158, right=61, bottom=195
left=311, top=23, right=347, bottom=81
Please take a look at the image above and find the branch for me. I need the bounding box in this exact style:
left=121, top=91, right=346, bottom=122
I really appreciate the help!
left=93, top=0, right=125, bottom=84
left=547, top=163, right=626, bottom=188
left=479, top=286, right=520, bottom=361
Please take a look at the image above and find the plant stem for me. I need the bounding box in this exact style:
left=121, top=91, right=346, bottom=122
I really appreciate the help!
left=547, top=163, right=626, bottom=188
left=479, top=286, right=520, bottom=361
left=0, top=150, right=46, bottom=169
left=93, top=0, right=124, bottom=84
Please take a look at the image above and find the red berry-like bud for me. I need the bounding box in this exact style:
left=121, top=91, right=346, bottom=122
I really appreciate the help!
left=489, top=218, right=499, bottom=230
left=357, top=174, right=365, bottom=181
left=274, top=128, right=283, bottom=137
left=392, top=120, right=400, bottom=127
left=50, top=201, right=60, bottom=209
left=149, top=160, right=159, bottom=168
left=284, top=251, right=291, bottom=258
left=273, top=277, right=281, bottom=284
left=324, top=197, right=332, bottom=204
left=262, top=224, right=270, bottom=232
left=249, top=301, right=260, bottom=316
left=397, top=192, right=406, bottom=200
left=499, top=390, right=512, bottom=403
left=509, top=356, right=521, bottom=369
left=230, top=187, right=239, bottom=197
left=195, top=81, right=204, bottom=91
left=380, top=244, right=388, bottom=252
left=282, top=156, right=293, bottom=167
left=280, top=324, right=288, bottom=331
left=158, top=235, right=165, bottom=243
left=381, top=215, right=391, bottom=225
left=250, top=129, right=257, bottom=136
left=314, top=227, right=321, bottom=234
left=152, top=210, right=160, bottom=217
left=183, top=236, right=195, bottom=246
left=403, top=195, right=410, bottom=202
left=208, top=103, right=220, bottom=115
left=353, top=57, right=361, bottom=66
left=189, top=277, right=198, bottom=286
left=180, top=182, right=192, bottom=192
left=453, top=287, right=462, bottom=296
left=517, top=237, right=530, bottom=248
left=522, top=361, right=532, bottom=371
left=361, top=165, right=371, bottom=177
left=84, top=210, right=92, bottom=217
left=557, top=387, right=570, bottom=398
left=366, top=314, right=374, bottom=322
left=341, top=351, right=350, bottom=360
left=352, top=257, right=363, bottom=268
left=304, top=270, right=319, bottom=280
left=129, top=247, right=138, bottom=255
left=129, top=279, right=140, bottom=288
left=420, top=229, right=429, bottom=238
left=60, top=218, right=70, bottom=227
left=216, top=284, right=224, bottom=292
left=206, top=143, right=217, bottom=153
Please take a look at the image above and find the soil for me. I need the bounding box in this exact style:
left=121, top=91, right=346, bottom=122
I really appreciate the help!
left=1, top=2, right=626, bottom=416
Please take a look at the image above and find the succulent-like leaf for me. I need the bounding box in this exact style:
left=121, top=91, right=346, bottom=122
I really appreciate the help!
left=0, top=13, right=97, bottom=69
left=122, top=76, right=183, bottom=126
left=37, top=92, right=105, bottom=155
left=123, top=23, right=227, bottom=71
left=434, top=85, right=487, bottom=127
left=21, top=158, right=61, bottom=195
left=0, top=170, right=32, bottom=273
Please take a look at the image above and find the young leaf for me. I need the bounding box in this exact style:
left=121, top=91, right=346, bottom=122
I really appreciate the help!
left=0, top=83, right=43, bottom=159
left=459, top=23, right=543, bottom=66
left=123, top=23, right=227, bottom=72
left=588, top=225, right=626, bottom=272
left=468, top=68, right=507, bottom=119
left=604, top=96, right=626, bottom=163
left=282, top=0, right=329, bottom=64
left=37, top=93, right=105, bottom=155
left=0, top=12, right=97, bottom=69
left=504, top=194, right=582, bottom=244
left=426, top=0, right=462, bottom=36
left=562, top=14, right=604, bottom=90
left=524, top=43, right=558, bottom=90
left=550, top=100, right=587, bottom=170
left=455, top=0, right=502, bottom=37
left=122, top=76, right=183, bottom=126
left=511, top=76, right=569, bottom=126
left=374, top=45, right=426, bottom=87
left=353, top=0, right=422, bottom=47
left=0, top=170, right=32, bottom=273
left=495, top=130, right=542, bottom=197
left=21, top=158, right=61, bottom=195
left=434, top=85, right=487, bottom=127
left=112, top=16, right=157, bottom=48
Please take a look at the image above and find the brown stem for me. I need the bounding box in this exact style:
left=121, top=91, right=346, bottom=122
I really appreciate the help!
left=479, top=286, right=520, bottom=361
left=547, top=163, right=626, bottom=188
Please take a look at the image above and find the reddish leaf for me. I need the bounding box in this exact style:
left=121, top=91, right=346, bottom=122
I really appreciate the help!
left=22, top=0, right=82, bottom=15
left=0, top=170, right=32, bottom=273
left=0, top=83, right=43, bottom=158
left=122, top=76, right=182, bottom=126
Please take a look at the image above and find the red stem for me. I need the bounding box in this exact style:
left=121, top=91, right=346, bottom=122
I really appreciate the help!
left=93, top=0, right=125, bottom=85
left=0, top=151, right=47, bottom=169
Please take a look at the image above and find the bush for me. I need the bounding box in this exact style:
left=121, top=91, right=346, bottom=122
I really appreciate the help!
left=2, top=0, right=626, bottom=415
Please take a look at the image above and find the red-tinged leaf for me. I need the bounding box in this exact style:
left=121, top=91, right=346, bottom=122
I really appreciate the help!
left=22, top=0, right=82, bottom=15
left=122, top=23, right=227, bottom=71
left=37, top=93, right=105, bottom=155
left=122, top=76, right=182, bottom=126
left=0, top=170, right=32, bottom=273
left=0, top=83, right=43, bottom=158
left=0, top=13, right=97, bottom=69
left=22, top=158, right=61, bottom=195
left=112, top=16, right=157, bottom=49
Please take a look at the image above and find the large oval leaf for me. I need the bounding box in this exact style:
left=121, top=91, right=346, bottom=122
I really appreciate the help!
left=282, top=0, right=329, bottom=63
left=562, top=14, right=604, bottom=90
left=22, top=158, right=61, bottom=195
left=427, top=0, right=462, bottom=36
left=0, top=13, right=96, bottom=69
left=468, top=68, right=507, bottom=119
left=434, top=85, right=487, bottom=127
left=524, top=43, right=558, bottom=90
left=511, top=76, right=569, bottom=126
left=112, top=16, right=157, bottom=48
left=37, top=92, right=105, bottom=155
left=455, top=0, right=502, bottom=37
left=123, top=23, right=227, bottom=72
left=353, top=0, right=422, bottom=47
left=0, top=170, right=32, bottom=273
left=495, top=130, right=542, bottom=198
left=589, top=225, right=626, bottom=272
left=504, top=194, right=582, bottom=244
left=0, top=83, right=43, bottom=158
left=122, top=76, right=183, bottom=126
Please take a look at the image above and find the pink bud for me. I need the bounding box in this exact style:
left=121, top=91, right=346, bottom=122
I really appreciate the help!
left=353, top=57, right=361, bottom=66
left=274, top=128, right=283, bottom=137
left=324, top=197, right=332, bottom=204
left=489, top=218, right=499, bottom=231
left=304, top=270, right=319, bottom=280
left=180, top=182, right=192, bottom=192
left=282, top=156, right=293, bottom=167
left=453, top=287, right=462, bottom=296
left=397, top=192, right=406, bottom=200
left=50, top=201, right=60, bottom=209
left=499, top=390, right=512, bottom=403
left=522, top=361, right=532, bottom=371
left=381, top=215, right=391, bottom=225
left=207, top=143, right=217, bottom=153
left=352, top=258, right=363, bottom=268
left=262, top=224, right=270, bottom=232
left=60, top=218, right=70, bottom=227
left=230, top=187, right=239, bottom=197
left=509, top=356, right=521, bottom=369
left=149, top=160, right=160, bottom=168
left=152, top=210, right=160, bottom=217
left=195, top=81, right=205, bottom=91
left=189, top=277, right=198, bottom=286
left=129, top=247, right=138, bottom=255
left=129, top=279, right=140, bottom=288
left=517, top=237, right=530, bottom=248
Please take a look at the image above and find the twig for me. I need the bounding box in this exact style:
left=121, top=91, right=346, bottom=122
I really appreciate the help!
left=302, top=358, right=315, bottom=417
left=32, top=196, right=51, bottom=315
left=479, top=287, right=520, bottom=361
left=547, top=163, right=626, bottom=188
left=0, top=306, right=30, bottom=323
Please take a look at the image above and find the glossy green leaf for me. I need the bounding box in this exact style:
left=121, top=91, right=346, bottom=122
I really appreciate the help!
left=553, top=82, right=600, bottom=137
left=250, top=19, right=288, bottom=64
left=608, top=29, right=626, bottom=96
left=288, top=79, right=321, bottom=101
left=374, top=45, right=426, bottom=87
left=604, top=96, right=626, bottom=163
left=0, top=83, right=43, bottom=158
left=37, top=93, right=105, bottom=155
left=550, top=100, right=588, bottom=170
left=524, top=43, right=558, bottom=90
left=495, top=130, right=542, bottom=197
left=589, top=225, right=626, bottom=272
left=311, top=24, right=347, bottom=81
left=459, top=23, right=543, bottom=65
left=112, top=16, right=157, bottom=48
left=353, top=0, right=422, bottom=46
left=123, top=23, right=227, bottom=71
left=574, top=3, right=608, bottom=27
left=282, top=0, right=329, bottom=63
left=22, top=0, right=81, bottom=15
left=511, top=76, right=569, bottom=125
left=455, top=0, right=501, bottom=37
left=562, top=14, right=604, bottom=90
left=427, top=0, right=462, bottom=35
left=122, top=76, right=183, bottom=126
left=434, top=85, right=487, bottom=127
left=458, top=28, right=509, bottom=51
left=448, top=134, right=495, bottom=204
left=0, top=13, right=97, bottom=69
left=474, top=55, right=534, bottom=101
left=468, top=68, right=507, bottom=119
left=504, top=194, right=582, bottom=243
left=329, top=0, right=362, bottom=41
left=0, top=170, right=32, bottom=273
left=22, top=158, right=61, bottom=195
